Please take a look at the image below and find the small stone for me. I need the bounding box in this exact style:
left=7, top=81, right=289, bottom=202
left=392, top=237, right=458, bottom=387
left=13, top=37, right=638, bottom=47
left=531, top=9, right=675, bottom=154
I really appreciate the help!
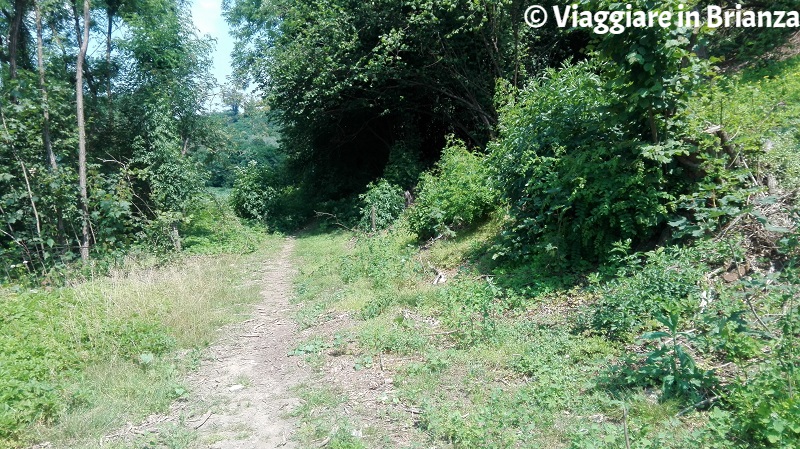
left=228, top=384, right=244, bottom=392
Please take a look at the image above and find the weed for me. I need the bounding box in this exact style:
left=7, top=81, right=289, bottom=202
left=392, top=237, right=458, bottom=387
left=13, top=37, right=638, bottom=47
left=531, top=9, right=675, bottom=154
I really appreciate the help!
left=0, top=198, right=280, bottom=447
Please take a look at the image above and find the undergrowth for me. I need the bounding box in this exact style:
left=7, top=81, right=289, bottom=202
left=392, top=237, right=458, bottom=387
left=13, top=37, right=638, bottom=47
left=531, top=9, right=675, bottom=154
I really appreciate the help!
left=286, top=57, right=800, bottom=448
left=0, top=193, right=281, bottom=448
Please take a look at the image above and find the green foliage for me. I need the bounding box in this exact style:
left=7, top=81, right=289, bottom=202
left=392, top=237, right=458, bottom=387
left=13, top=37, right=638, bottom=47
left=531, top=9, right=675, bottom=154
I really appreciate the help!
left=585, top=0, right=711, bottom=143
left=224, top=0, right=586, bottom=205
left=0, top=291, right=79, bottom=440
left=103, top=319, right=176, bottom=359
left=634, top=311, right=718, bottom=402
left=408, top=139, right=498, bottom=240
left=433, top=279, right=505, bottom=346
left=230, top=161, right=280, bottom=222
left=132, top=103, right=206, bottom=215
left=706, top=0, right=800, bottom=63
left=340, top=230, right=422, bottom=290
left=200, top=107, right=281, bottom=188
left=491, top=62, right=682, bottom=262
left=182, top=190, right=272, bottom=255
left=694, top=306, right=800, bottom=448
left=357, top=180, right=405, bottom=232
left=586, top=245, right=707, bottom=342
left=230, top=161, right=310, bottom=232
left=0, top=0, right=215, bottom=277
left=0, top=290, right=177, bottom=442
left=669, top=57, right=800, bottom=238
left=382, top=141, right=425, bottom=189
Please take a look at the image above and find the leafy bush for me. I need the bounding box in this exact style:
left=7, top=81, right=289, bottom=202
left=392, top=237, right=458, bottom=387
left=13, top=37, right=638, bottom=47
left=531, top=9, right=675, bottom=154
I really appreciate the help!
left=230, top=161, right=310, bottom=231
left=340, top=230, right=421, bottom=290
left=104, top=319, right=176, bottom=359
left=357, top=179, right=405, bottom=232
left=408, top=139, right=497, bottom=240
left=695, top=306, right=800, bottom=448
left=586, top=245, right=707, bottom=342
left=0, top=291, right=79, bottom=440
left=231, top=161, right=280, bottom=221
left=489, top=61, right=683, bottom=262
left=432, top=278, right=505, bottom=346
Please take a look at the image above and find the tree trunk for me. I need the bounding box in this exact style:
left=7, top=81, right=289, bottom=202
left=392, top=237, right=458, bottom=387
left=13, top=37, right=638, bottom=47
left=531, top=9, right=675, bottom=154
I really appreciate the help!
left=648, top=105, right=659, bottom=144
left=35, top=1, right=55, bottom=170
left=106, top=9, right=113, bottom=115
left=36, top=1, right=67, bottom=245
left=8, top=0, right=28, bottom=80
left=76, top=0, right=90, bottom=261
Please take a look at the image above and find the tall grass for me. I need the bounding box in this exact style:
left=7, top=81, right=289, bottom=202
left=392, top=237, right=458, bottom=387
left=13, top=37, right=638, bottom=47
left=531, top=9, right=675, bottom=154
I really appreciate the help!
left=1, top=197, right=281, bottom=448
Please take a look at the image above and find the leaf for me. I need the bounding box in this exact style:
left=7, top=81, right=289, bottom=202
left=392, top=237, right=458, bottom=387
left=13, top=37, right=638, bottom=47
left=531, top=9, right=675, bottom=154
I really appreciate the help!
left=640, top=331, right=670, bottom=340
left=138, top=352, right=155, bottom=365
left=764, top=224, right=791, bottom=234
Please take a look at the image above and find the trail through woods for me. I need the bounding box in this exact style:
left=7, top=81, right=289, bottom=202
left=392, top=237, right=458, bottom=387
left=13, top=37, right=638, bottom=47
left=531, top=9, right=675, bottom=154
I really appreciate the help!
left=104, top=239, right=308, bottom=448
left=182, top=239, right=304, bottom=448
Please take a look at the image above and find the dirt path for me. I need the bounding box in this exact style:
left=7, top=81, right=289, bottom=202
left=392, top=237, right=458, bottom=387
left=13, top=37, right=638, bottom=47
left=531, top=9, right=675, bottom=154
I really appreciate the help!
left=179, top=238, right=304, bottom=448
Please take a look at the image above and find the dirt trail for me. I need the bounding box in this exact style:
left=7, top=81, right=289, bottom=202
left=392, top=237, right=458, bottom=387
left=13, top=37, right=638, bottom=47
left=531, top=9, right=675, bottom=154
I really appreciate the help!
left=180, top=238, right=304, bottom=448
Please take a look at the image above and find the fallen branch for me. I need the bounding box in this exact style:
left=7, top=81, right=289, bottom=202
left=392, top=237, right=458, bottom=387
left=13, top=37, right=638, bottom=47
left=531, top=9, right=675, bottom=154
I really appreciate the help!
left=425, top=330, right=458, bottom=337
left=190, top=410, right=213, bottom=430
left=314, top=211, right=358, bottom=233
left=427, top=262, right=446, bottom=285
left=676, top=396, right=719, bottom=417
left=421, top=233, right=445, bottom=250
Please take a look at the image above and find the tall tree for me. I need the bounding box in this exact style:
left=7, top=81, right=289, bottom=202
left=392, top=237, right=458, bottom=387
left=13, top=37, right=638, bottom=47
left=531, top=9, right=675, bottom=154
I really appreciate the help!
left=7, top=0, right=29, bottom=79
left=34, top=0, right=55, bottom=170
left=75, top=0, right=90, bottom=260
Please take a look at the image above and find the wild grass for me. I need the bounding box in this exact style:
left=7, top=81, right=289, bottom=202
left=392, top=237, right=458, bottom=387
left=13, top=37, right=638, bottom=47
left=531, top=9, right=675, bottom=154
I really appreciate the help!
left=288, top=219, right=725, bottom=448
left=0, top=196, right=281, bottom=448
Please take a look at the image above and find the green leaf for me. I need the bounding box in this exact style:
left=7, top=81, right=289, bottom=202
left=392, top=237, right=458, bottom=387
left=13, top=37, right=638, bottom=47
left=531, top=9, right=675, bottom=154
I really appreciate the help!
left=138, top=352, right=155, bottom=365
left=640, top=331, right=670, bottom=340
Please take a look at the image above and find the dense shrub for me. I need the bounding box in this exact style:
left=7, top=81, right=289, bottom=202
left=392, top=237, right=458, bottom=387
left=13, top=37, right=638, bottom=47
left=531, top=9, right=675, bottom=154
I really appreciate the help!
left=586, top=245, right=707, bottom=342
left=358, top=179, right=405, bottom=232
left=489, top=62, right=686, bottom=262
left=408, top=139, right=498, bottom=240
left=230, top=161, right=310, bottom=231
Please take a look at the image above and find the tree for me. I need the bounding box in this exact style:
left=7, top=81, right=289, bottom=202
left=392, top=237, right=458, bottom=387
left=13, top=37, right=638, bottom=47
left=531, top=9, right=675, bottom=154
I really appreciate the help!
left=75, top=0, right=90, bottom=260
left=1, top=0, right=216, bottom=274
left=224, top=0, right=587, bottom=202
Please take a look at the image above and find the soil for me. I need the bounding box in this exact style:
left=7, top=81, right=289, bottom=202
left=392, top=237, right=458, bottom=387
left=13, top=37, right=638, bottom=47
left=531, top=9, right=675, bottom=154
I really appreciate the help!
left=101, top=237, right=424, bottom=448
left=182, top=239, right=305, bottom=448
left=101, top=239, right=308, bottom=448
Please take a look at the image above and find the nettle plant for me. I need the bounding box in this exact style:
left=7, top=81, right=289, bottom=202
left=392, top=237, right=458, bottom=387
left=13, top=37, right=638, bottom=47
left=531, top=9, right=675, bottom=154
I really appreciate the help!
left=358, top=179, right=405, bottom=232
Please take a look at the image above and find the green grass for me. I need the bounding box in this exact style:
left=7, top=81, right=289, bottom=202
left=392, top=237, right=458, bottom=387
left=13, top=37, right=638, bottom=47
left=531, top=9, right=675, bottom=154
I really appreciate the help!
left=291, top=384, right=369, bottom=449
left=0, top=196, right=281, bottom=448
left=286, top=224, right=711, bottom=448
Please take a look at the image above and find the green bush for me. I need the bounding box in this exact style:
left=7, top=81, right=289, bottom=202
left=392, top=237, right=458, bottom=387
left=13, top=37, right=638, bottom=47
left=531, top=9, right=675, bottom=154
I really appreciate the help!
left=586, top=245, right=707, bottom=342
left=231, top=161, right=281, bottom=221
left=230, top=161, right=310, bottom=231
left=357, top=179, right=405, bottom=232
left=408, top=139, right=497, bottom=240
left=694, top=305, right=800, bottom=448
left=489, top=61, right=684, bottom=262
left=0, top=291, right=81, bottom=440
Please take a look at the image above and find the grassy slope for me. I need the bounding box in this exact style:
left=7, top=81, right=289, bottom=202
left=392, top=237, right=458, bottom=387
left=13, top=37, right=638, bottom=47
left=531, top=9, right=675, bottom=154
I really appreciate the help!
left=286, top=56, right=800, bottom=448
left=288, top=225, right=674, bottom=448
left=0, top=192, right=281, bottom=448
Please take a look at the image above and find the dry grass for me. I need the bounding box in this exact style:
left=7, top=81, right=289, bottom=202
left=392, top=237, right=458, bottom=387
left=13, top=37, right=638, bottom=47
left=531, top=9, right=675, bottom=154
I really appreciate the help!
left=25, top=242, right=281, bottom=449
